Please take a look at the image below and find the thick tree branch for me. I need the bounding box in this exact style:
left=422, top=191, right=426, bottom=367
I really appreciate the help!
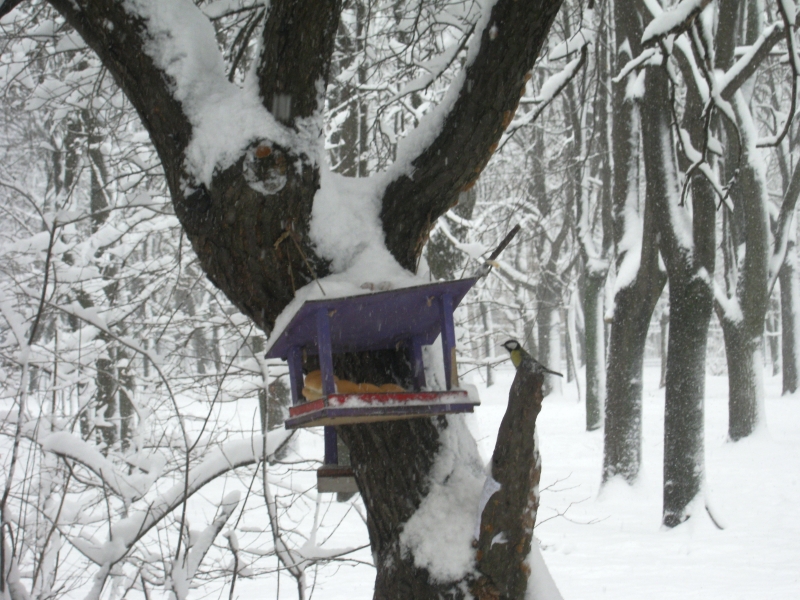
left=0, top=0, right=23, bottom=20
left=720, top=23, right=784, bottom=101
left=257, top=0, right=342, bottom=126
left=380, top=0, right=564, bottom=270
left=45, top=0, right=341, bottom=333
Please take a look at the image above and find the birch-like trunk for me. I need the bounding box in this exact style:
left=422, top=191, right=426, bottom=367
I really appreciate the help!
left=583, top=271, right=605, bottom=430
left=779, top=241, right=800, bottom=394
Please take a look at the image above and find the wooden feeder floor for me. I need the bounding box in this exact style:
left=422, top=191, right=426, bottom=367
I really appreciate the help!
left=285, top=390, right=477, bottom=428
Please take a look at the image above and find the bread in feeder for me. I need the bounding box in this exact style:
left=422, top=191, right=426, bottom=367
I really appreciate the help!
left=335, top=379, right=362, bottom=394
left=302, top=370, right=339, bottom=401
left=379, top=383, right=406, bottom=393
left=357, top=383, right=381, bottom=393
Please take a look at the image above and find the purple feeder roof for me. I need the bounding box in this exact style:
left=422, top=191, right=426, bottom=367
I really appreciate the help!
left=264, top=277, right=479, bottom=359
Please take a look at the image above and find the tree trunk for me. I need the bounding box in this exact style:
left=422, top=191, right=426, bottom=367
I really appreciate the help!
left=661, top=278, right=710, bottom=525
left=583, top=271, right=605, bottom=430
left=603, top=271, right=664, bottom=482
left=715, top=0, right=773, bottom=440
left=780, top=241, right=800, bottom=394
left=603, top=0, right=666, bottom=484
left=473, top=370, right=545, bottom=599
left=537, top=289, right=562, bottom=396
left=481, top=302, right=495, bottom=387
left=721, top=322, right=763, bottom=440
left=659, top=310, right=668, bottom=389
left=641, top=55, right=715, bottom=527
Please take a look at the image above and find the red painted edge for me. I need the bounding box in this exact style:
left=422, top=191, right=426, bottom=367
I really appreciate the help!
left=289, top=390, right=470, bottom=418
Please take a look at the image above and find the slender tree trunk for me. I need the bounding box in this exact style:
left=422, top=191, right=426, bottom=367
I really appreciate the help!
left=584, top=271, right=605, bottom=430
left=481, top=302, right=495, bottom=387
left=659, top=309, right=668, bottom=389
left=538, top=291, right=563, bottom=396
left=780, top=241, right=800, bottom=393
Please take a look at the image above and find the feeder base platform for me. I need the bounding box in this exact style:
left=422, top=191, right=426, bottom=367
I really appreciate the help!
left=286, top=390, right=477, bottom=428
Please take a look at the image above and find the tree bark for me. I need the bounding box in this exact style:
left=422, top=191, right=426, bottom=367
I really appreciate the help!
left=473, top=370, right=544, bottom=599
left=721, top=322, right=763, bottom=440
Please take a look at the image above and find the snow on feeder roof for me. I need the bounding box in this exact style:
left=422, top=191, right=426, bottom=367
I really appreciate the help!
left=265, top=277, right=478, bottom=360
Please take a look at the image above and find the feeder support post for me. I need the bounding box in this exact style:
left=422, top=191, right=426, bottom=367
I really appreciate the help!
left=287, top=346, right=304, bottom=405
left=324, top=426, right=338, bottom=465
left=440, top=293, right=457, bottom=390
left=316, top=308, right=336, bottom=395
left=316, top=308, right=339, bottom=466
left=411, top=336, right=427, bottom=391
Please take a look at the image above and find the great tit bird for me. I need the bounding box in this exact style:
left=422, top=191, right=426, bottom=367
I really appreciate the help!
left=502, top=339, right=563, bottom=377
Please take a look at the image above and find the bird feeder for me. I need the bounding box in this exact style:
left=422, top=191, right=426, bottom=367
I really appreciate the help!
left=264, top=277, right=480, bottom=492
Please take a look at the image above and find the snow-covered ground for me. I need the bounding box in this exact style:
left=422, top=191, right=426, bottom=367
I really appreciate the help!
left=235, top=363, right=800, bottom=599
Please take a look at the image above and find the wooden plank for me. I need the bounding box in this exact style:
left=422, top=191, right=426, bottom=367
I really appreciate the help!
left=411, top=336, right=426, bottom=391
left=316, top=308, right=336, bottom=395
left=324, top=425, right=338, bottom=465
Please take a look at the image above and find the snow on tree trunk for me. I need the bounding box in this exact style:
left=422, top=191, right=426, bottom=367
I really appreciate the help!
left=717, top=90, right=771, bottom=440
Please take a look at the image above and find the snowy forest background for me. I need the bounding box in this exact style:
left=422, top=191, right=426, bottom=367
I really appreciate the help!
left=1, top=0, right=799, bottom=598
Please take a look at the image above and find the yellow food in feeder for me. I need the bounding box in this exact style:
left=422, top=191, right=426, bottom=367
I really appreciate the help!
left=301, top=370, right=406, bottom=401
